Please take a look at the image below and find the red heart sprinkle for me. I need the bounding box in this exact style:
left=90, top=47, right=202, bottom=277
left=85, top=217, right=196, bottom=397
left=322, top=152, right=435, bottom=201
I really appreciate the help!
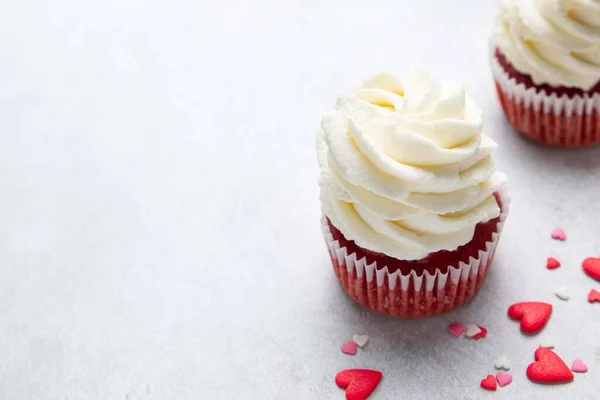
left=526, top=347, right=574, bottom=384
left=583, top=258, right=600, bottom=281
left=480, top=374, right=497, bottom=391
left=588, top=289, right=600, bottom=303
left=508, top=302, right=552, bottom=334
left=546, top=257, right=561, bottom=270
left=335, top=369, right=382, bottom=400
left=473, top=325, right=487, bottom=340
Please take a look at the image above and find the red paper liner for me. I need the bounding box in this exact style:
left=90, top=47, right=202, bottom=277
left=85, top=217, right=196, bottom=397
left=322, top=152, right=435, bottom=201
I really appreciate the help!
left=321, top=192, right=509, bottom=318
left=491, top=48, right=600, bottom=147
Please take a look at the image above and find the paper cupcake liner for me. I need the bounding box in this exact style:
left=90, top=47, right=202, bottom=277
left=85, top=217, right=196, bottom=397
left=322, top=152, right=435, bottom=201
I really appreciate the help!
left=491, top=48, right=600, bottom=147
left=321, top=192, right=509, bottom=318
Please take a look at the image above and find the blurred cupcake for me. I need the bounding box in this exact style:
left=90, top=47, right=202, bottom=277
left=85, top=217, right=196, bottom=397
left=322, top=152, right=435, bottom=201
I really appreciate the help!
left=317, top=70, right=509, bottom=318
left=491, top=0, right=600, bottom=147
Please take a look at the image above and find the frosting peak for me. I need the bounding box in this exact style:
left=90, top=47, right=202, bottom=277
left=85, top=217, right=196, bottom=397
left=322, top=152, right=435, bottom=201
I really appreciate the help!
left=318, top=70, right=507, bottom=260
left=494, top=0, right=600, bottom=90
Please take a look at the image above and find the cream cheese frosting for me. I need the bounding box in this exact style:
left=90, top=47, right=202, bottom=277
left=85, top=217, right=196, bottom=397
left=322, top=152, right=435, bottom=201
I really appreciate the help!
left=494, top=0, right=600, bottom=90
left=317, top=70, right=507, bottom=260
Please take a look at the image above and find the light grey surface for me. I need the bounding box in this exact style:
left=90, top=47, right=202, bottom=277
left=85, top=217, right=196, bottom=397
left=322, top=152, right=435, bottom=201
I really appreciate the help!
left=1, top=0, right=600, bottom=399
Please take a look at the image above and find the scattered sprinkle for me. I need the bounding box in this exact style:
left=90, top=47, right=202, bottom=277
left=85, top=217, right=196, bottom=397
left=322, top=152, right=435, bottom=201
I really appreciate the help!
left=496, top=372, right=513, bottom=387
left=464, top=324, right=482, bottom=338
left=480, top=375, right=497, bottom=391
left=546, top=257, right=561, bottom=270
left=527, top=348, right=573, bottom=384
left=336, top=369, right=382, bottom=400
left=551, top=228, right=566, bottom=241
left=554, top=287, right=570, bottom=301
left=571, top=359, right=588, bottom=373
left=508, top=302, right=553, bottom=334
left=447, top=323, right=465, bottom=338
left=494, top=356, right=511, bottom=371
left=341, top=340, right=357, bottom=355
left=473, top=325, right=488, bottom=340
left=583, top=257, right=600, bottom=281
left=352, top=334, right=369, bottom=348
left=588, top=289, right=600, bottom=303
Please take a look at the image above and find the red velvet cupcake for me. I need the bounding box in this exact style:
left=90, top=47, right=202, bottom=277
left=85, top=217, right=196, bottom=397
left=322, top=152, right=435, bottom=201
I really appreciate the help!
left=317, top=70, right=509, bottom=317
left=491, top=0, right=600, bottom=147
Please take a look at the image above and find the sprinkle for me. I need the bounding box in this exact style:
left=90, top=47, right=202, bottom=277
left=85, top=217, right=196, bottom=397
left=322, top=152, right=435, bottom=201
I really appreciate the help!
left=571, top=359, right=588, bottom=373
left=352, top=334, right=369, bottom=348
left=473, top=325, right=488, bottom=340
left=508, top=302, right=552, bottom=334
left=336, top=369, right=382, bottom=400
left=588, top=289, right=600, bottom=303
left=447, top=323, right=465, bottom=338
left=554, top=287, right=570, bottom=301
left=551, top=228, right=566, bottom=241
left=494, top=355, right=511, bottom=371
left=341, top=340, right=357, bottom=355
left=480, top=375, right=497, bottom=391
left=496, top=372, right=512, bottom=387
left=546, top=257, right=561, bottom=270
left=464, top=324, right=482, bottom=338
left=527, top=348, right=573, bottom=384
left=583, top=257, right=600, bottom=281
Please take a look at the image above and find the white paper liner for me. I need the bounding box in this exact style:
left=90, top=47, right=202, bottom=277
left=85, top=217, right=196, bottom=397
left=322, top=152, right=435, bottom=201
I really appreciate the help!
left=490, top=48, right=600, bottom=117
left=321, top=190, right=510, bottom=317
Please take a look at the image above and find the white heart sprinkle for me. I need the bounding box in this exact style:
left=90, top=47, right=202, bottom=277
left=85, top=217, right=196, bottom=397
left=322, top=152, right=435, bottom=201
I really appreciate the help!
left=555, top=286, right=570, bottom=300
left=539, top=337, right=555, bottom=349
left=464, top=324, right=482, bottom=338
left=494, top=355, right=511, bottom=371
left=352, top=334, right=369, bottom=348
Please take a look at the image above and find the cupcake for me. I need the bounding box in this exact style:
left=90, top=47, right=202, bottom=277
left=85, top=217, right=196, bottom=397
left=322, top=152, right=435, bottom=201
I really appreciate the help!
left=317, top=70, right=509, bottom=317
left=491, top=0, right=600, bottom=147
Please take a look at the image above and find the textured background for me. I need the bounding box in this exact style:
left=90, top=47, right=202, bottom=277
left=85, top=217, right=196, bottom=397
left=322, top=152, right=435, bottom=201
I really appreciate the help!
left=1, top=0, right=600, bottom=399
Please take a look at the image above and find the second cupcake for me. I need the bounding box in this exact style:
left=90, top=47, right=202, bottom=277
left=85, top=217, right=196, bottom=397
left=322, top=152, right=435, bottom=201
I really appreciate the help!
left=317, top=70, right=509, bottom=317
left=491, top=0, right=600, bottom=147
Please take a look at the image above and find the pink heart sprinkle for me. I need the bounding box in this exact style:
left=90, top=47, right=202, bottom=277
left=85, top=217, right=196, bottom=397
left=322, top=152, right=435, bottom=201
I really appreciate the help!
left=447, top=323, right=465, bottom=338
left=496, top=372, right=512, bottom=387
left=571, top=359, right=588, bottom=373
left=551, top=228, right=566, bottom=241
left=341, top=340, right=357, bottom=355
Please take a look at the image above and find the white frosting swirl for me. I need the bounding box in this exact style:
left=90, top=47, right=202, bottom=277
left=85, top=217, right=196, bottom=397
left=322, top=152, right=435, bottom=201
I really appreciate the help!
left=318, top=70, right=507, bottom=260
left=494, top=0, right=600, bottom=90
